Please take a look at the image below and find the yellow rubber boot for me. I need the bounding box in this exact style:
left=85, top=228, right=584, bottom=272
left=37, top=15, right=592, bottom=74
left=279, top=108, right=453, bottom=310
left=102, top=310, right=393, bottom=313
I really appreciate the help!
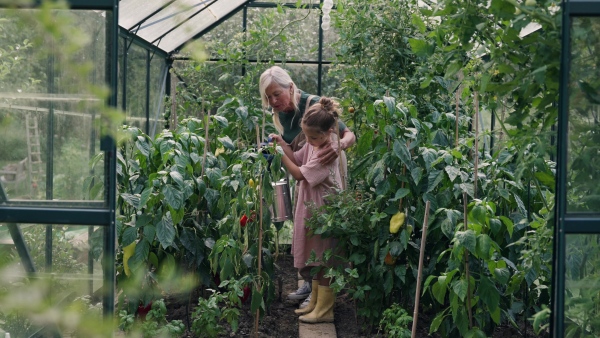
left=295, top=280, right=319, bottom=315
left=299, top=285, right=334, bottom=323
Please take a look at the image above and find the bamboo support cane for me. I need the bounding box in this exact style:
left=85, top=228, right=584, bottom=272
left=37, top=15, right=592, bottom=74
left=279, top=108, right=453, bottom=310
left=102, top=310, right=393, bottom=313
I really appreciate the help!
left=255, top=125, right=264, bottom=338
left=464, top=191, right=473, bottom=329
left=411, top=200, right=430, bottom=338
left=455, top=90, right=460, bottom=148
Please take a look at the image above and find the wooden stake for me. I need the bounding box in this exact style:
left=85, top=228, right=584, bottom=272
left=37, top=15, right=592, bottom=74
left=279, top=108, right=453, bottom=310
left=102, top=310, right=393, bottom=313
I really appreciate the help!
left=411, top=201, right=430, bottom=338
left=455, top=90, right=459, bottom=148
left=255, top=125, right=264, bottom=338
left=474, top=92, right=479, bottom=197
left=463, top=191, right=473, bottom=329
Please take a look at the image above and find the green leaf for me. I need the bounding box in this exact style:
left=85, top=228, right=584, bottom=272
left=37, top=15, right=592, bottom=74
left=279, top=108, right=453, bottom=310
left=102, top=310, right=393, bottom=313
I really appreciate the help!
left=452, top=278, right=469, bottom=302
left=139, top=187, right=152, bottom=209
left=169, top=171, right=184, bottom=187
left=470, top=204, right=487, bottom=226
left=410, top=165, right=423, bottom=185
left=408, top=38, right=433, bottom=58
left=121, top=193, right=140, bottom=209
left=490, top=0, right=516, bottom=18
left=445, top=61, right=462, bottom=79
left=250, top=289, right=264, bottom=313
left=494, top=267, right=510, bottom=285
left=480, top=73, right=491, bottom=92
left=427, top=170, right=444, bottom=193
left=476, top=234, right=492, bottom=260
left=411, top=13, right=426, bottom=33
left=499, top=216, right=514, bottom=237
left=432, top=280, right=447, bottom=304
left=429, top=310, right=447, bottom=333
left=136, top=214, right=152, bottom=228
left=122, top=227, right=138, bottom=247
left=143, top=225, right=156, bottom=242
left=157, top=213, right=176, bottom=249
left=392, top=188, right=410, bottom=201
left=162, top=184, right=183, bottom=210
left=212, top=115, right=228, bottom=127
left=389, top=241, right=402, bottom=256
left=383, top=95, right=396, bottom=115
left=478, top=276, right=500, bottom=312
left=445, top=166, right=460, bottom=182
left=421, top=148, right=437, bottom=169
left=348, top=253, right=366, bottom=264
left=135, top=136, right=150, bottom=157
left=393, top=140, right=411, bottom=166
left=454, top=230, right=476, bottom=254
left=218, top=136, right=235, bottom=150
left=384, top=270, right=393, bottom=295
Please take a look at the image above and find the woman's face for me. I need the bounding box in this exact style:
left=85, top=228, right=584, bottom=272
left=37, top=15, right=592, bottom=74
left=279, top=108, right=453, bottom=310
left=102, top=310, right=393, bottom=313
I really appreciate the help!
left=265, top=82, right=293, bottom=112
left=302, top=125, right=331, bottom=148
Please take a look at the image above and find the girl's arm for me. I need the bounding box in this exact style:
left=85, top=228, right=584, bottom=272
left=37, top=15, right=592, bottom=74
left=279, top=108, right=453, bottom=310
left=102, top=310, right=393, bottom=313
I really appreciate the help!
left=269, top=134, right=305, bottom=181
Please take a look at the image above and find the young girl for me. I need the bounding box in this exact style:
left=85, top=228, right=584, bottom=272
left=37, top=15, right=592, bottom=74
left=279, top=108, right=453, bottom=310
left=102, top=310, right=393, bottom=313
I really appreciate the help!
left=269, top=97, right=343, bottom=324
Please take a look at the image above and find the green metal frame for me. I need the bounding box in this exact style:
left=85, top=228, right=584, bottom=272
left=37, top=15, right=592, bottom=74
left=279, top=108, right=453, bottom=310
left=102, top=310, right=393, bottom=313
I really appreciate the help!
left=0, top=0, right=119, bottom=324
left=553, top=0, right=600, bottom=336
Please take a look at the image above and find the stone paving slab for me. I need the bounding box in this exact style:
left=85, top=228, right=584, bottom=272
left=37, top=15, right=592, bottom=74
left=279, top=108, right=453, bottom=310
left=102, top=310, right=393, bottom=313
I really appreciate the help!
left=297, top=280, right=337, bottom=338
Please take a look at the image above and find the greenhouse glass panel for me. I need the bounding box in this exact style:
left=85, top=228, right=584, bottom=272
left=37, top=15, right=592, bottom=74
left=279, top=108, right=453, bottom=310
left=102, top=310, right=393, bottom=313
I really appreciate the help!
left=119, top=0, right=172, bottom=31
left=149, top=55, right=168, bottom=138
left=563, top=234, right=600, bottom=336
left=246, top=7, right=320, bottom=61
left=158, top=0, right=247, bottom=53
left=0, top=223, right=104, bottom=336
left=0, top=9, right=107, bottom=207
left=567, top=16, right=600, bottom=213
left=125, top=43, right=148, bottom=131
left=192, top=10, right=243, bottom=59
left=284, top=63, right=318, bottom=95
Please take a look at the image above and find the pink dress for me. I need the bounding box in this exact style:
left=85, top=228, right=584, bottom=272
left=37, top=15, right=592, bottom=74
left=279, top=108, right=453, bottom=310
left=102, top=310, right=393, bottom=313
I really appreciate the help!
left=291, top=138, right=343, bottom=269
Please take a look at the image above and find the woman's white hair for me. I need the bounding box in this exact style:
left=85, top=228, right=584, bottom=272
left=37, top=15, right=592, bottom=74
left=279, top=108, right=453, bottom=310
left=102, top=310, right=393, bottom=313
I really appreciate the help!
left=259, top=66, right=300, bottom=134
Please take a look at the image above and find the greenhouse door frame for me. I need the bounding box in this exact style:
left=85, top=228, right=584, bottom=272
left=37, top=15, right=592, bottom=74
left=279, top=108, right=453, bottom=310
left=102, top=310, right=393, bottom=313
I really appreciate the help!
left=554, top=0, right=600, bottom=336
left=0, top=0, right=119, bottom=319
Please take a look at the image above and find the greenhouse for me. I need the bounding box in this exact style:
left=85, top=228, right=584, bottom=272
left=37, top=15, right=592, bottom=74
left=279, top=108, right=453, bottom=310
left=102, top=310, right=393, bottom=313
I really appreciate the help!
left=0, top=0, right=597, bottom=337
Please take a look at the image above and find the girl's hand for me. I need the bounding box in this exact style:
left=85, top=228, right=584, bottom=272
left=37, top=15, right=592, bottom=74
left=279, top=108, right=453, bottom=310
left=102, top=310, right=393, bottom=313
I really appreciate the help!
left=269, top=134, right=283, bottom=144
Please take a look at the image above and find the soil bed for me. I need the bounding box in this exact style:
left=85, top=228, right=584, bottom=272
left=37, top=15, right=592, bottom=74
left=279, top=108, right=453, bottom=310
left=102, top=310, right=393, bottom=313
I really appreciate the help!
left=164, top=251, right=545, bottom=338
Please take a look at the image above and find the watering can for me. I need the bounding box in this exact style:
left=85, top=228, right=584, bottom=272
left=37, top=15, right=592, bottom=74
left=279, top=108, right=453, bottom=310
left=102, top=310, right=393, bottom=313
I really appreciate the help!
left=271, top=179, right=293, bottom=222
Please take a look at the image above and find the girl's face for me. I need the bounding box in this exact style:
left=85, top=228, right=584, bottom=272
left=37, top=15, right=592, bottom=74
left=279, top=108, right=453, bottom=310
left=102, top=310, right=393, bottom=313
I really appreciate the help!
left=265, top=82, right=293, bottom=112
left=302, top=125, right=332, bottom=148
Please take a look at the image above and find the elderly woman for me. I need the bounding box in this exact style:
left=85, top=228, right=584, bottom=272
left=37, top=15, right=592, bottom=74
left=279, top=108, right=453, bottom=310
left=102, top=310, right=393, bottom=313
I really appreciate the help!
left=259, top=66, right=356, bottom=309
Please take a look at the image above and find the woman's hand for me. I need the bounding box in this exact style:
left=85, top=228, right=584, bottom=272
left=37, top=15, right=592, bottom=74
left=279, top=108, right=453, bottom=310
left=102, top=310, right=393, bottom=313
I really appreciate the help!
left=317, top=141, right=339, bottom=165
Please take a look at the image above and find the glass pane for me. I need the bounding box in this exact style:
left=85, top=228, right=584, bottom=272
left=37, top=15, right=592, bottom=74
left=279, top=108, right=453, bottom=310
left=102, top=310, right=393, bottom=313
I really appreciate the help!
left=564, top=234, right=600, bottom=336
left=0, top=9, right=107, bottom=207
left=567, top=16, right=600, bottom=212
left=284, top=63, right=318, bottom=95
left=247, top=7, right=320, bottom=61
left=159, top=0, right=248, bottom=53
left=0, top=223, right=105, bottom=337
left=194, top=10, right=243, bottom=59
left=125, top=43, right=148, bottom=132
left=149, top=55, right=168, bottom=138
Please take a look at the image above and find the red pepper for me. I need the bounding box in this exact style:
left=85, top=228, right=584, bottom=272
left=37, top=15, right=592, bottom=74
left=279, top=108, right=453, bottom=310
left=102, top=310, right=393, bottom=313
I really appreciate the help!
left=240, top=214, right=249, bottom=227
left=240, top=285, right=251, bottom=303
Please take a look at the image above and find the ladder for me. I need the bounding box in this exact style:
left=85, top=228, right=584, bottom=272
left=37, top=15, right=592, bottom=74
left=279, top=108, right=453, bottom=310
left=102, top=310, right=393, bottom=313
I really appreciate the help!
left=25, top=113, right=43, bottom=195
